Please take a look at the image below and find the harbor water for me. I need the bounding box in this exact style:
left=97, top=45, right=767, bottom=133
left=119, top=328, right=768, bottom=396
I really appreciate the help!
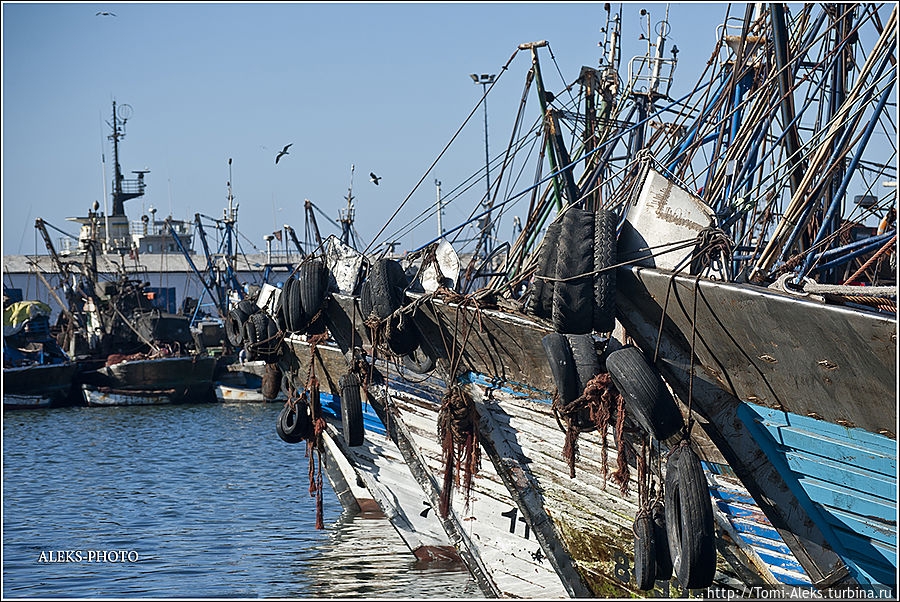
left=2, top=402, right=477, bottom=597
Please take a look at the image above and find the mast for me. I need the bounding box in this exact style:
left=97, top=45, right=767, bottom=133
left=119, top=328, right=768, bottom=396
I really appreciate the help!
left=108, top=100, right=147, bottom=218
left=340, top=164, right=356, bottom=247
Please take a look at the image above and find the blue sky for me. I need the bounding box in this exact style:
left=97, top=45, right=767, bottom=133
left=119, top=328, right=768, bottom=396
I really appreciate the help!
left=5, top=3, right=888, bottom=258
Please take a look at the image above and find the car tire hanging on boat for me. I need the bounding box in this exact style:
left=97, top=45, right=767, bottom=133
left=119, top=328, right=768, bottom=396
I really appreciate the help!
left=633, top=512, right=657, bottom=591
left=552, top=208, right=594, bottom=334
left=605, top=345, right=684, bottom=441
left=665, top=445, right=716, bottom=590
left=338, top=372, right=364, bottom=447
left=541, top=332, right=579, bottom=404
left=653, top=502, right=674, bottom=581
left=527, top=220, right=562, bottom=319
left=593, top=209, right=617, bottom=333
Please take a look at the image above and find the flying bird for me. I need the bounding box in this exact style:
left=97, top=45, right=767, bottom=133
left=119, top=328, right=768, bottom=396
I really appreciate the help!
left=275, top=143, right=292, bottom=165
left=95, top=11, right=116, bottom=16
left=370, top=172, right=381, bottom=185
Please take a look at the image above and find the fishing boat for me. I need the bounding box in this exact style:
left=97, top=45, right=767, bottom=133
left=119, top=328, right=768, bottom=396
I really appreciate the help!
left=273, top=3, right=895, bottom=597
left=81, top=353, right=217, bottom=406
left=3, top=299, right=80, bottom=409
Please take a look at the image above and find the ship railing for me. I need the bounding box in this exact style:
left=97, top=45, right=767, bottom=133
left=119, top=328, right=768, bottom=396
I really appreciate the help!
left=628, top=54, right=677, bottom=98
left=119, top=178, right=146, bottom=195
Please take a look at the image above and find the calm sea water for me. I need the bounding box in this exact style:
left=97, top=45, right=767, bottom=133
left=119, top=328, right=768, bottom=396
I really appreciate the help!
left=3, top=402, right=477, bottom=598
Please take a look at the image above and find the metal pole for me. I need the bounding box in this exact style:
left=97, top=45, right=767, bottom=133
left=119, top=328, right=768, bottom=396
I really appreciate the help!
left=436, top=179, right=443, bottom=237
left=482, top=81, right=491, bottom=211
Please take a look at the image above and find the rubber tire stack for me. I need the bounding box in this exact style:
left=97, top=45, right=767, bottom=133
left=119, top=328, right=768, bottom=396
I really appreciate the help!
left=226, top=298, right=258, bottom=346
left=528, top=208, right=616, bottom=334
left=362, top=258, right=419, bottom=357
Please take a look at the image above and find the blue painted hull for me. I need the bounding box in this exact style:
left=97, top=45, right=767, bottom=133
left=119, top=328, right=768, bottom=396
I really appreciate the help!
left=738, top=402, right=896, bottom=591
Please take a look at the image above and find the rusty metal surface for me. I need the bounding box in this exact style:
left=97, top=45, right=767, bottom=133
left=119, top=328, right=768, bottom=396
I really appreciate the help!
left=619, top=266, right=896, bottom=437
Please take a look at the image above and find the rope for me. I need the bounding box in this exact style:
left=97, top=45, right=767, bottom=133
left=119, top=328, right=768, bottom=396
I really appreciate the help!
left=843, top=234, right=896, bottom=285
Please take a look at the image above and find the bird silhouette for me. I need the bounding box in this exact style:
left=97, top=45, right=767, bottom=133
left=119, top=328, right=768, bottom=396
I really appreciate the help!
left=275, top=144, right=292, bottom=165
left=95, top=11, right=116, bottom=16
left=370, top=172, right=381, bottom=185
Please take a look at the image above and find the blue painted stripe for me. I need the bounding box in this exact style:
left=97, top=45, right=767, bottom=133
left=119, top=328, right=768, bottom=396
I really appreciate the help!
left=766, top=424, right=897, bottom=479
left=726, top=518, right=788, bottom=551
left=738, top=401, right=898, bottom=588
left=709, top=485, right=757, bottom=506
left=319, top=392, right=387, bottom=437
left=752, top=547, right=809, bottom=575
left=458, top=371, right=553, bottom=404
left=796, top=475, right=895, bottom=524
left=822, top=506, right=897, bottom=547
left=781, top=449, right=896, bottom=502
left=768, top=565, right=813, bottom=586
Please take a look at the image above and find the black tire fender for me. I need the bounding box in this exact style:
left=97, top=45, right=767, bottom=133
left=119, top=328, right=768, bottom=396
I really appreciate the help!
left=593, top=209, right=617, bottom=333
left=605, top=345, right=684, bottom=441
left=653, top=502, right=674, bottom=581
left=665, top=446, right=716, bottom=590
left=633, top=513, right=657, bottom=591
left=225, top=310, right=244, bottom=346
left=552, top=208, right=594, bottom=334
left=234, top=298, right=257, bottom=323
left=402, top=344, right=435, bottom=374
left=298, top=260, right=328, bottom=326
left=387, top=318, right=418, bottom=356
left=284, top=276, right=303, bottom=333
left=527, top=221, right=562, bottom=319
left=541, top=332, right=579, bottom=404
left=277, top=402, right=307, bottom=444
left=338, top=373, right=364, bottom=447
left=369, top=258, right=408, bottom=320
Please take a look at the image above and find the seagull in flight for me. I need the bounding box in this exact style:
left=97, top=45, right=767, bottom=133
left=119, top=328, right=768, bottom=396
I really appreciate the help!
left=275, top=143, right=292, bottom=165
left=96, top=11, right=116, bottom=16
left=369, top=172, right=381, bottom=185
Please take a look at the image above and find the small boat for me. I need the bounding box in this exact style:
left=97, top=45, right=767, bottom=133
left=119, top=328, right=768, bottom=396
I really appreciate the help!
left=3, top=299, right=81, bottom=409
left=81, top=354, right=217, bottom=406
left=214, top=358, right=284, bottom=403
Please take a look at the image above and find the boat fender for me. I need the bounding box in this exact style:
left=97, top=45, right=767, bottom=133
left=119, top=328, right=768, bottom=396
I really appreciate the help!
left=593, top=209, right=617, bottom=333
left=526, top=220, right=562, bottom=319
left=541, top=332, right=579, bottom=404
left=633, top=512, right=657, bottom=590
left=402, top=344, right=435, bottom=374
left=552, top=208, right=594, bottom=334
left=605, top=345, right=684, bottom=441
left=261, top=364, right=281, bottom=400
left=234, top=298, right=257, bottom=323
left=564, top=333, right=601, bottom=429
left=276, top=401, right=307, bottom=444
left=652, top=501, right=674, bottom=580
left=225, top=310, right=244, bottom=347
left=368, top=258, right=408, bottom=320
left=298, top=260, right=329, bottom=327
left=665, top=445, right=716, bottom=590
left=284, top=277, right=303, bottom=334
left=280, top=371, right=295, bottom=398
left=338, top=373, right=364, bottom=447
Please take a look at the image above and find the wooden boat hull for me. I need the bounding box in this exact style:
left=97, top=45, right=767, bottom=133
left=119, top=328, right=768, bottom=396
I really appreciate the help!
left=3, top=362, right=79, bottom=409
left=83, top=386, right=176, bottom=406
left=281, top=336, right=571, bottom=595
left=279, top=340, right=460, bottom=565
left=81, top=356, right=217, bottom=404
left=318, top=293, right=801, bottom=595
